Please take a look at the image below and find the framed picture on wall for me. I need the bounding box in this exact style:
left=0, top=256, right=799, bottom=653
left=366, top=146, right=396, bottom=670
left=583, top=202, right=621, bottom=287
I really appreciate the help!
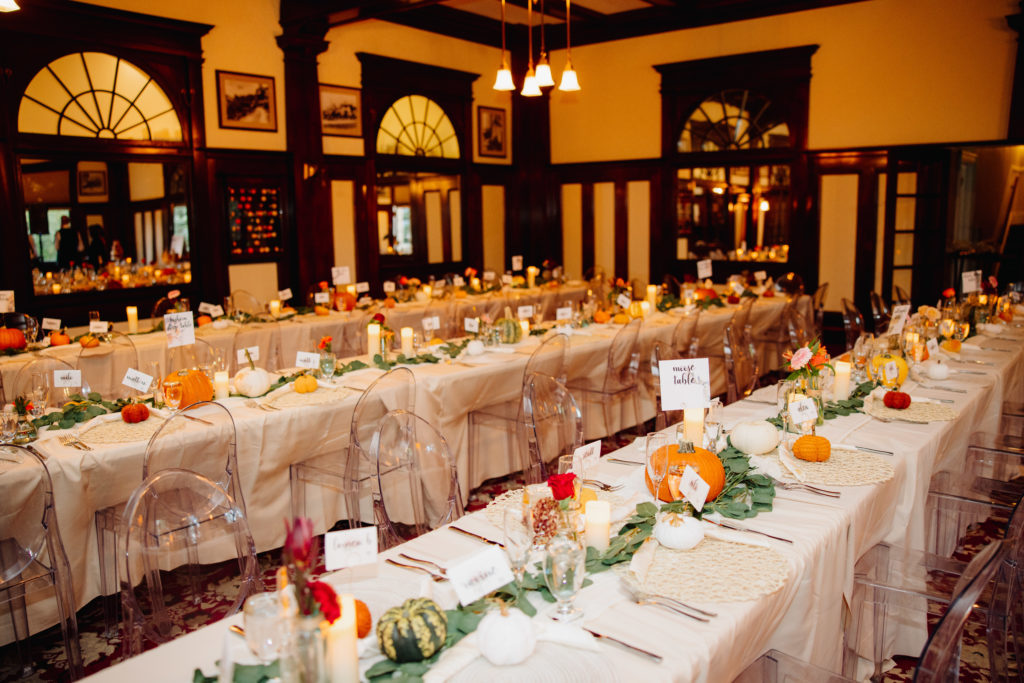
left=78, top=170, right=107, bottom=196
left=319, top=84, right=362, bottom=137
left=478, top=106, right=507, bottom=158
left=216, top=70, right=277, bottom=132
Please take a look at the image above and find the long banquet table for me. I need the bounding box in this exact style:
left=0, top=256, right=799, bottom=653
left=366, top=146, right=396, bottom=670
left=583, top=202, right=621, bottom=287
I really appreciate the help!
left=77, top=325, right=1024, bottom=682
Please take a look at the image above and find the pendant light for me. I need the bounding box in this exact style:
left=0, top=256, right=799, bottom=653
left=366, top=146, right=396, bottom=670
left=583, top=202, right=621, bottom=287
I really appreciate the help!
left=493, top=0, right=515, bottom=91
left=0, top=0, right=20, bottom=11
left=558, top=0, right=581, bottom=92
left=534, top=0, right=555, bottom=87
left=521, top=0, right=541, bottom=96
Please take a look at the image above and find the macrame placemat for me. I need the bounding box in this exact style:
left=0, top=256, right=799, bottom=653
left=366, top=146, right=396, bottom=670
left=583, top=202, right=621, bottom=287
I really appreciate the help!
left=484, top=484, right=625, bottom=527
left=615, top=537, right=789, bottom=603
left=265, top=386, right=355, bottom=408
left=863, top=396, right=957, bottom=423
left=770, top=447, right=894, bottom=486
left=78, top=414, right=179, bottom=444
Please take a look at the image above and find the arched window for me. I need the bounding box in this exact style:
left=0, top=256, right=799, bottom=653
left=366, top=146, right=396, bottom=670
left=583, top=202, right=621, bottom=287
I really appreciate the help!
left=376, top=95, right=459, bottom=159
left=17, top=52, right=182, bottom=141
left=678, top=89, right=790, bottom=153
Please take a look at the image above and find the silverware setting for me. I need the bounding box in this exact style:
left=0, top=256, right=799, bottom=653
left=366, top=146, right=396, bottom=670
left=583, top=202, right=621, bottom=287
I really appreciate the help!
left=583, top=628, right=664, bottom=662
left=245, top=399, right=280, bottom=412
left=59, top=434, right=92, bottom=451
left=385, top=558, right=446, bottom=581
left=397, top=553, right=447, bottom=575
left=955, top=370, right=988, bottom=375
left=871, top=414, right=927, bottom=424
left=448, top=525, right=505, bottom=547
left=606, top=458, right=644, bottom=466
left=706, top=518, right=794, bottom=544
left=768, top=476, right=841, bottom=498
left=917, top=385, right=967, bottom=394
left=979, top=346, right=1011, bottom=352
left=582, top=478, right=624, bottom=492
left=621, top=582, right=716, bottom=621
left=852, top=445, right=894, bottom=456
left=229, top=624, right=246, bottom=638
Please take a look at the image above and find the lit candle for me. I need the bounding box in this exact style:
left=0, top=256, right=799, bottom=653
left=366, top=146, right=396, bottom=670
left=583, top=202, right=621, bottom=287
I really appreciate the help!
left=51, top=283, right=61, bottom=294
left=519, top=320, right=530, bottom=337
left=126, top=258, right=132, bottom=265
left=400, top=326, right=414, bottom=355
left=470, top=277, right=481, bottom=291
left=328, top=594, right=359, bottom=683
left=367, top=323, right=381, bottom=357
left=640, top=301, right=651, bottom=319
left=584, top=500, right=611, bottom=551
left=214, top=371, right=229, bottom=400
left=423, top=284, right=432, bottom=299
left=121, top=274, right=130, bottom=285
left=833, top=360, right=851, bottom=399
left=346, top=285, right=357, bottom=296
left=269, top=300, right=281, bottom=317
left=979, top=294, right=988, bottom=305
left=526, top=265, right=539, bottom=289
left=683, top=408, right=704, bottom=445
left=126, top=306, right=138, bottom=334
left=45, top=271, right=52, bottom=280
left=646, top=284, right=658, bottom=308
left=184, top=271, right=192, bottom=283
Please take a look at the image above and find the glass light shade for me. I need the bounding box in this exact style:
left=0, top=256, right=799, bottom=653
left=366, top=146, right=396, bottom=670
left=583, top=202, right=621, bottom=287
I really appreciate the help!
left=0, top=0, right=19, bottom=10
left=558, top=65, right=581, bottom=92
left=535, top=61, right=555, bottom=88
left=493, top=67, right=515, bottom=91
left=522, top=71, right=542, bottom=97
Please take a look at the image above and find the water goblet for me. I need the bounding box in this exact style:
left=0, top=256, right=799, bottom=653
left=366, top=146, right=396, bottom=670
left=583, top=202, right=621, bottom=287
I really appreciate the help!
left=543, top=532, right=586, bottom=622
left=503, top=506, right=534, bottom=592
left=319, top=352, right=337, bottom=382
left=704, top=398, right=723, bottom=452
left=955, top=322, right=970, bottom=342
left=243, top=593, right=284, bottom=664
left=1, top=408, right=18, bottom=444
left=645, top=432, right=672, bottom=502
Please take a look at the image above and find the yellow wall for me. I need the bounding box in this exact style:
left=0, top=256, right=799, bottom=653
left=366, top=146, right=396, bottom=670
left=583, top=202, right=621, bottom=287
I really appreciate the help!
left=549, top=0, right=1018, bottom=163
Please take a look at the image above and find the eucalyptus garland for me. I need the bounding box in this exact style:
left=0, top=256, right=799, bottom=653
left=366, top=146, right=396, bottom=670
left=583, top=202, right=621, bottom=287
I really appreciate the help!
left=31, top=392, right=142, bottom=431
left=766, top=380, right=875, bottom=429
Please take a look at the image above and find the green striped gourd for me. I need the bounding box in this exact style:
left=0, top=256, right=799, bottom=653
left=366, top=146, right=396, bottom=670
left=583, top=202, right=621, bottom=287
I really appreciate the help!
left=376, top=598, right=448, bottom=662
left=494, top=306, right=522, bottom=344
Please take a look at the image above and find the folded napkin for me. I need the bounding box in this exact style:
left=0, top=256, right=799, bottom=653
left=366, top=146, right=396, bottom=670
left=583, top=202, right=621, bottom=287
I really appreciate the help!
left=960, top=341, right=983, bottom=352
left=978, top=323, right=1006, bottom=336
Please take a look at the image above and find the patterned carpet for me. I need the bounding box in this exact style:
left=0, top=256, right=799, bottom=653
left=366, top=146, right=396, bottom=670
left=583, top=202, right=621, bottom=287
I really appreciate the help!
left=1, top=429, right=1016, bottom=682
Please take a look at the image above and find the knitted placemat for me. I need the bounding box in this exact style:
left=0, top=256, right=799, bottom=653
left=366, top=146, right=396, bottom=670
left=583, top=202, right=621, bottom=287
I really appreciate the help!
left=266, top=386, right=355, bottom=408
left=78, top=414, right=179, bottom=444
left=863, top=396, right=957, bottom=423
left=773, top=447, right=895, bottom=486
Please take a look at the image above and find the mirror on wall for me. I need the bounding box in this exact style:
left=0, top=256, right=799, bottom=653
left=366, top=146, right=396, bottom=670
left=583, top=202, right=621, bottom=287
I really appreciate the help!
left=21, top=157, right=191, bottom=295
left=375, top=171, right=461, bottom=264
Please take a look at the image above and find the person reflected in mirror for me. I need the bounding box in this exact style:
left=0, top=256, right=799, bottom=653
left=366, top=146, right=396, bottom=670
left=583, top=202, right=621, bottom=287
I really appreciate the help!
left=85, top=223, right=108, bottom=268
left=54, top=216, right=81, bottom=270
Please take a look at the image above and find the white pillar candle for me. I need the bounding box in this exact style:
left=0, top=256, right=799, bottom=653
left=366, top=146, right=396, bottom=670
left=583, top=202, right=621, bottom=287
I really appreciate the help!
left=833, top=360, right=851, bottom=400
left=423, top=284, right=432, bottom=299
left=519, top=320, right=530, bottom=337
left=328, top=594, right=359, bottom=683
left=367, top=323, right=381, bottom=357
left=646, top=284, right=658, bottom=308
left=184, top=271, right=192, bottom=284
left=400, top=326, right=414, bottom=356
left=470, top=277, right=481, bottom=291
left=126, top=306, right=139, bottom=334
left=683, top=408, right=704, bottom=445
left=269, top=300, right=281, bottom=317
left=527, top=266, right=539, bottom=288
left=214, top=371, right=229, bottom=400
left=51, top=283, right=61, bottom=294
left=121, top=274, right=130, bottom=286
left=640, top=301, right=651, bottom=319
left=584, top=500, right=611, bottom=551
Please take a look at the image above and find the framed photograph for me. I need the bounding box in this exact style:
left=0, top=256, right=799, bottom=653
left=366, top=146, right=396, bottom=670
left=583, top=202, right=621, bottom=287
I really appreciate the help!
left=216, top=70, right=277, bottom=132
left=319, top=84, right=362, bottom=137
left=78, top=170, right=107, bottom=196
left=478, top=106, right=507, bottom=158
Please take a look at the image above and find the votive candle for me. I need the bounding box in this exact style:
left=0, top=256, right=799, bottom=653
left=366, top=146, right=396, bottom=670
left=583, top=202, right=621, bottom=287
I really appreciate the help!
left=640, top=301, right=651, bottom=318
left=400, top=326, right=414, bottom=356
left=683, top=408, right=704, bottom=445
left=184, top=271, right=192, bottom=283
left=126, top=306, right=139, bottom=334
left=346, top=285, right=357, bottom=296
left=367, top=323, right=381, bottom=357
left=833, top=360, right=851, bottom=399
left=526, top=265, right=539, bottom=289
left=51, top=283, right=61, bottom=294
left=646, top=284, right=658, bottom=308
left=519, top=320, right=530, bottom=337
left=423, top=284, right=432, bottom=299
left=470, top=277, right=481, bottom=291
left=269, top=300, right=281, bottom=317
left=584, top=500, right=611, bottom=551
left=328, top=594, right=359, bottom=683
left=214, top=371, right=229, bottom=400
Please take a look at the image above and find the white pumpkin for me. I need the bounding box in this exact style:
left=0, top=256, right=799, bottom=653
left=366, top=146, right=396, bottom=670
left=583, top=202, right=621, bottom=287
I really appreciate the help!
left=926, top=360, right=950, bottom=381
left=476, top=606, right=536, bottom=666
left=465, top=340, right=485, bottom=356
left=233, top=366, right=273, bottom=397
left=653, top=511, right=704, bottom=550
left=730, top=420, right=780, bottom=455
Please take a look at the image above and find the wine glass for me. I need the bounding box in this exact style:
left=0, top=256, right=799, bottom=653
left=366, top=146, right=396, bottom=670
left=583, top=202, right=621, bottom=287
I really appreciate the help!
left=319, top=352, right=337, bottom=383
left=162, top=379, right=184, bottom=412
left=503, top=506, right=534, bottom=592
left=243, top=593, right=284, bottom=664
left=955, top=322, right=970, bottom=342
left=704, top=398, right=723, bottom=452
left=543, top=532, right=586, bottom=622
left=853, top=333, right=873, bottom=380
left=645, top=432, right=671, bottom=502
left=1, top=408, right=18, bottom=444
left=30, top=372, right=49, bottom=414
left=938, top=318, right=956, bottom=340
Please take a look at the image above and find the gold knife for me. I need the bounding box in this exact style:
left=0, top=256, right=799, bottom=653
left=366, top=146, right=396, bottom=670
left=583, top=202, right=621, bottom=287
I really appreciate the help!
left=448, top=525, right=504, bottom=547
left=583, top=628, right=664, bottom=662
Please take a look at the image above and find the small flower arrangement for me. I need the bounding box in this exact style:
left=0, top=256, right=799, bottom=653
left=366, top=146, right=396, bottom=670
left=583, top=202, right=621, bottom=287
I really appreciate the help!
left=13, top=395, right=33, bottom=416
left=783, top=339, right=832, bottom=381
left=547, top=472, right=578, bottom=508
left=607, top=277, right=630, bottom=304
left=283, top=517, right=340, bottom=624
left=318, top=336, right=332, bottom=354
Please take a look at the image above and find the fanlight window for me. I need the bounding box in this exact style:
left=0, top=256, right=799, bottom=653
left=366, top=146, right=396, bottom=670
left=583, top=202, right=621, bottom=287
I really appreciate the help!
left=376, top=95, right=459, bottom=158
left=678, top=89, right=789, bottom=153
left=18, top=52, right=183, bottom=141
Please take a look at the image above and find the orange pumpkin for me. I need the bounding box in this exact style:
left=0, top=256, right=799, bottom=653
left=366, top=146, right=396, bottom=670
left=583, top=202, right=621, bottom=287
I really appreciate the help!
left=384, top=297, right=397, bottom=309
left=164, top=369, right=214, bottom=407
left=694, top=288, right=718, bottom=301
left=339, top=292, right=357, bottom=311
left=314, top=305, right=331, bottom=316
left=121, top=402, right=150, bottom=423
left=793, top=434, right=831, bottom=462
left=79, top=334, right=100, bottom=348
left=644, top=443, right=726, bottom=503
left=592, top=310, right=611, bottom=324
left=0, top=327, right=27, bottom=351
left=49, top=330, right=71, bottom=346
left=196, top=315, right=213, bottom=326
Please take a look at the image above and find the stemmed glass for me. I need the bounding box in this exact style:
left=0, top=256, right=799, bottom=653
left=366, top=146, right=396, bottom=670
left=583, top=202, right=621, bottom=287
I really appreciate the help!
left=503, top=506, right=534, bottom=593
left=938, top=318, right=956, bottom=340
left=543, top=531, right=586, bottom=622
left=955, top=322, right=970, bottom=342
left=319, top=352, right=337, bottom=383
left=704, top=398, right=723, bottom=452
left=30, top=372, right=49, bottom=417
left=243, top=593, right=284, bottom=664
left=162, top=377, right=184, bottom=413
left=853, top=333, right=874, bottom=381
left=645, top=432, right=671, bottom=502
left=1, top=407, right=18, bottom=444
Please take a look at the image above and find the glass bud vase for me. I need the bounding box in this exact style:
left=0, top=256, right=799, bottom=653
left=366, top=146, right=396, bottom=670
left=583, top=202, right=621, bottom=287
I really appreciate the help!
left=785, top=374, right=825, bottom=428
left=281, top=616, right=327, bottom=683
left=13, top=415, right=36, bottom=444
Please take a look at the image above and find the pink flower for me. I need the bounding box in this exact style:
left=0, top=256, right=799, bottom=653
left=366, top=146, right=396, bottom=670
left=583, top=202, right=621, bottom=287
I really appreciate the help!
left=284, top=517, right=315, bottom=568
left=789, top=347, right=813, bottom=370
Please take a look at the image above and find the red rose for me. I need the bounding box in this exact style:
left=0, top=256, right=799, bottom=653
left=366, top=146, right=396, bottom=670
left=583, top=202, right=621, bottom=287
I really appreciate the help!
left=399, top=276, right=409, bottom=286
left=942, top=287, right=956, bottom=299
left=318, top=281, right=329, bottom=291
left=372, top=313, right=386, bottom=324
left=309, top=580, right=340, bottom=623
left=547, top=473, right=577, bottom=501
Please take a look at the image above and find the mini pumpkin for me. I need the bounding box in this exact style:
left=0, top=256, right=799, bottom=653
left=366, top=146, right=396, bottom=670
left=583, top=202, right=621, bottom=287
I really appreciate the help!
left=763, top=289, right=775, bottom=298
left=693, top=288, right=718, bottom=301
left=592, top=310, right=611, bottom=324
left=314, top=305, right=331, bottom=316
left=352, top=598, right=372, bottom=639
left=653, top=511, right=704, bottom=550
left=644, top=441, right=726, bottom=503
left=49, top=329, right=71, bottom=346
left=196, top=315, right=213, bottom=326
left=726, top=294, right=740, bottom=304
left=940, top=339, right=961, bottom=353
left=730, top=420, right=780, bottom=455
left=883, top=391, right=912, bottom=410
left=79, top=334, right=100, bottom=349
left=294, top=374, right=318, bottom=394
left=476, top=602, right=536, bottom=666
left=121, top=402, right=150, bottom=424
left=376, top=598, right=447, bottom=662
left=793, top=434, right=831, bottom=462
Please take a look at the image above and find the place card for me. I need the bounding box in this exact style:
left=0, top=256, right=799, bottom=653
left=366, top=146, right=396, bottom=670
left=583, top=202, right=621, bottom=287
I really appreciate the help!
left=237, top=346, right=260, bottom=364
left=658, top=358, right=711, bottom=411
left=754, top=271, right=767, bottom=283
left=296, top=351, right=320, bottom=369
left=616, top=293, right=632, bottom=309
left=483, top=271, right=496, bottom=282
left=382, top=281, right=396, bottom=293
left=209, top=305, right=225, bottom=318
left=0, top=290, right=13, bottom=313
left=696, top=259, right=713, bottom=280
left=165, top=312, right=195, bottom=348
left=464, top=317, right=480, bottom=333
left=356, top=282, right=370, bottom=293
left=278, top=288, right=293, bottom=301
left=446, top=545, right=515, bottom=607
left=41, top=317, right=61, bottom=331
left=887, top=304, right=911, bottom=336
left=501, top=274, right=513, bottom=285
left=314, top=292, right=331, bottom=304
left=198, top=302, right=217, bottom=314
left=168, top=289, right=180, bottom=300
left=961, top=269, right=981, bottom=293
left=89, top=321, right=108, bottom=334
left=324, top=527, right=378, bottom=572
left=511, top=255, right=524, bottom=271
left=882, top=360, right=899, bottom=384
left=926, top=337, right=939, bottom=356
left=789, top=397, right=819, bottom=424
left=730, top=281, right=745, bottom=295
left=680, top=465, right=711, bottom=513
left=453, top=275, right=465, bottom=287
left=53, top=369, right=82, bottom=388
left=423, top=316, right=441, bottom=331
left=357, top=296, right=373, bottom=306
left=122, top=368, right=154, bottom=393
left=517, top=305, right=534, bottom=319
left=573, top=440, right=601, bottom=476
left=556, top=306, right=573, bottom=321
left=170, top=233, right=185, bottom=256
left=332, top=266, right=351, bottom=286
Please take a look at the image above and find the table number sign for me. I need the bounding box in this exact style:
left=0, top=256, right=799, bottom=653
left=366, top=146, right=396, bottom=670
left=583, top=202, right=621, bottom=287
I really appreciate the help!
left=464, top=317, right=480, bottom=333
left=356, top=282, right=370, bottom=294
left=453, top=275, right=466, bottom=287
left=122, top=368, right=154, bottom=393
left=382, top=281, right=396, bottom=293
left=483, top=271, right=496, bottom=282
left=697, top=259, right=713, bottom=280
left=423, top=316, right=441, bottom=331
left=164, top=312, right=195, bottom=348
left=447, top=545, right=515, bottom=606
left=556, top=306, right=573, bottom=321
left=887, top=304, right=911, bottom=337
left=658, top=358, right=711, bottom=411
left=517, top=305, right=534, bottom=319
left=730, top=281, right=745, bottom=295
left=278, top=288, right=293, bottom=301
left=237, top=346, right=260, bottom=363
left=789, top=397, right=819, bottom=424
left=89, top=321, right=108, bottom=334
left=961, top=269, right=982, bottom=294
left=573, top=440, right=601, bottom=476
left=53, top=369, right=82, bottom=388
left=42, top=318, right=61, bottom=331
left=680, top=465, right=711, bottom=513
left=616, top=293, right=632, bottom=309
left=324, top=527, right=378, bottom=571
left=501, top=274, right=513, bottom=285
left=331, top=266, right=351, bottom=286
left=0, top=291, right=14, bottom=313
left=511, top=255, right=524, bottom=271
left=296, top=351, right=320, bottom=369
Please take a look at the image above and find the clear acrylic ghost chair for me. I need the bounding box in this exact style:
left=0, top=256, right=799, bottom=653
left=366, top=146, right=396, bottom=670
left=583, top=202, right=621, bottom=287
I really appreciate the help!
left=752, top=296, right=796, bottom=362
left=521, top=372, right=583, bottom=484
left=784, top=299, right=812, bottom=349
left=869, top=291, right=891, bottom=334
left=733, top=649, right=855, bottom=683
left=373, top=409, right=463, bottom=550
left=650, top=341, right=687, bottom=431
left=893, top=285, right=912, bottom=306
left=1002, top=402, right=1024, bottom=437
left=231, top=321, right=280, bottom=373
left=930, top=432, right=1024, bottom=506
left=230, top=289, right=264, bottom=317
left=0, top=444, right=83, bottom=680
left=841, top=298, right=866, bottom=351
left=76, top=331, right=140, bottom=398
left=12, top=357, right=77, bottom=409
left=724, top=322, right=758, bottom=404
left=468, top=333, right=568, bottom=483
left=119, top=468, right=258, bottom=658
left=732, top=295, right=755, bottom=335
left=95, top=401, right=241, bottom=635
left=150, top=297, right=176, bottom=322
left=568, top=317, right=644, bottom=439
left=290, top=367, right=416, bottom=539
left=670, top=309, right=701, bottom=358
left=811, top=282, right=829, bottom=337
